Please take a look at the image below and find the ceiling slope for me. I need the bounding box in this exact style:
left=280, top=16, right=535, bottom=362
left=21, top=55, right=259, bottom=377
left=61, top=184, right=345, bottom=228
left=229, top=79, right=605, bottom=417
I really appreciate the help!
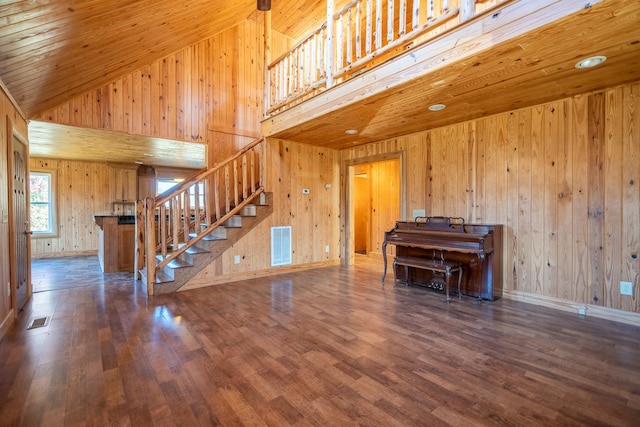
left=0, top=0, right=256, bottom=117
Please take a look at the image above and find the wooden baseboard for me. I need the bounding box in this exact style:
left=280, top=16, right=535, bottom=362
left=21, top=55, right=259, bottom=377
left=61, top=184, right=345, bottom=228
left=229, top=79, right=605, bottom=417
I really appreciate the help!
left=503, top=290, right=640, bottom=327
left=179, top=259, right=342, bottom=292
left=31, top=250, right=98, bottom=259
left=0, top=309, right=15, bottom=342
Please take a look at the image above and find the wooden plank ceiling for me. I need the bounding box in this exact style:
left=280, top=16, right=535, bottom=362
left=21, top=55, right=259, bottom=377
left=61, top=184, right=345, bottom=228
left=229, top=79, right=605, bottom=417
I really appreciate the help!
left=28, top=121, right=206, bottom=169
left=0, top=0, right=332, bottom=116
left=1, top=0, right=639, bottom=166
left=266, top=0, right=640, bottom=148
left=0, top=0, right=329, bottom=168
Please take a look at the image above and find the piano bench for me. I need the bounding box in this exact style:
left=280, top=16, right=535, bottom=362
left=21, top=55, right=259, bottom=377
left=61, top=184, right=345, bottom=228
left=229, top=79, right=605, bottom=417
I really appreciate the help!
left=392, top=256, right=463, bottom=302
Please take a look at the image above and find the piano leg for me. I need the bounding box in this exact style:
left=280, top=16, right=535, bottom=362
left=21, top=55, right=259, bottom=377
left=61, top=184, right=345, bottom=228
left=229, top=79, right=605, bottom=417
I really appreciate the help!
left=456, top=264, right=463, bottom=301
left=475, top=254, right=484, bottom=304
left=444, top=269, right=451, bottom=302
left=381, top=241, right=388, bottom=286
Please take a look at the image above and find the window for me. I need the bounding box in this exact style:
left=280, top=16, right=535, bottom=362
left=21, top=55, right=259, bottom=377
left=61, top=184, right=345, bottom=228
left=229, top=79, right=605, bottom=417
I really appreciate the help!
left=157, top=179, right=180, bottom=195
left=30, top=171, right=56, bottom=236
left=157, top=179, right=204, bottom=208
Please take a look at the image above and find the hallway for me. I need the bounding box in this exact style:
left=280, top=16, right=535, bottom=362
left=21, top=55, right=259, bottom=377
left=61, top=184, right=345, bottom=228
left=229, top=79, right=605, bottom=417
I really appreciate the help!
left=1, top=257, right=639, bottom=426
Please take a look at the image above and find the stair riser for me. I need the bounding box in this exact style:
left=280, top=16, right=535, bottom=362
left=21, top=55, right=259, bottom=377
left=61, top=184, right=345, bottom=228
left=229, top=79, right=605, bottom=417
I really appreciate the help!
left=151, top=192, right=273, bottom=294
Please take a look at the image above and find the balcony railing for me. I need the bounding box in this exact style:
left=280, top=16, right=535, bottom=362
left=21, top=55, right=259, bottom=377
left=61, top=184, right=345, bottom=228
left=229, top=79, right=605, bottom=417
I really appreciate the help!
left=266, top=0, right=508, bottom=115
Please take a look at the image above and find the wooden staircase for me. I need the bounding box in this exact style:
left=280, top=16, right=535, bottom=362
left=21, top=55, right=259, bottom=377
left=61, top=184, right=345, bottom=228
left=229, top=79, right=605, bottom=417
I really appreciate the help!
left=136, top=137, right=270, bottom=295
left=140, top=192, right=272, bottom=294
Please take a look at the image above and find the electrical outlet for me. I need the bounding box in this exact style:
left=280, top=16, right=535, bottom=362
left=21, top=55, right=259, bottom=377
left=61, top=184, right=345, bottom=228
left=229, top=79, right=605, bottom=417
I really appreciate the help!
left=234, top=255, right=240, bottom=264
left=412, top=209, right=425, bottom=219
left=620, top=281, right=633, bottom=296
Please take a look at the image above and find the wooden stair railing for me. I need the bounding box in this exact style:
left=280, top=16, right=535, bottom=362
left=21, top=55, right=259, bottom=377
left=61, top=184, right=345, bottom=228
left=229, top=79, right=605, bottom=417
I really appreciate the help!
left=135, top=137, right=265, bottom=295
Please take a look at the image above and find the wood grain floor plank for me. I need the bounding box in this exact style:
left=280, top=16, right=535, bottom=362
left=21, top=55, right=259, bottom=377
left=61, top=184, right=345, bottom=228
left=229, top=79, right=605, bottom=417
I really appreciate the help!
left=0, top=255, right=638, bottom=426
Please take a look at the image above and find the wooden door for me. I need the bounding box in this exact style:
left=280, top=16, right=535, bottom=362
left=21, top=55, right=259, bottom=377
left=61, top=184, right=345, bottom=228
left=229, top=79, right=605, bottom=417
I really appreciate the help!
left=11, top=135, right=29, bottom=310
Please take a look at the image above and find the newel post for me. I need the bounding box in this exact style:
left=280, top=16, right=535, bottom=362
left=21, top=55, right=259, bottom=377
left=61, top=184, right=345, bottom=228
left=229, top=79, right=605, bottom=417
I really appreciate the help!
left=326, top=0, right=334, bottom=88
left=144, top=196, right=156, bottom=296
left=460, top=0, right=476, bottom=22
left=263, top=6, right=272, bottom=116
left=134, top=200, right=144, bottom=280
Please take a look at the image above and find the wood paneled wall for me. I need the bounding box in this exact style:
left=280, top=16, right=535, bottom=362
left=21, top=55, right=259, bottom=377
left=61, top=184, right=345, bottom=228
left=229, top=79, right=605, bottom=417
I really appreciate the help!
left=29, top=159, right=110, bottom=258
left=34, top=19, right=271, bottom=167
left=183, top=139, right=340, bottom=289
left=0, top=83, right=28, bottom=338
left=341, top=82, right=640, bottom=314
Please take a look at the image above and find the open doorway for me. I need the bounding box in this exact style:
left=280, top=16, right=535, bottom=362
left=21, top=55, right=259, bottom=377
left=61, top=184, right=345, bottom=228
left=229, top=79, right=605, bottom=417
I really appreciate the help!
left=345, top=153, right=404, bottom=265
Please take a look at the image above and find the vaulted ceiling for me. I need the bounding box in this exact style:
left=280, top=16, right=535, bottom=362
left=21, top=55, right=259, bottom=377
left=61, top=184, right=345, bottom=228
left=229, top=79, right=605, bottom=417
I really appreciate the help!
left=1, top=0, right=640, bottom=168
left=0, top=0, right=340, bottom=168
left=0, top=0, right=330, bottom=117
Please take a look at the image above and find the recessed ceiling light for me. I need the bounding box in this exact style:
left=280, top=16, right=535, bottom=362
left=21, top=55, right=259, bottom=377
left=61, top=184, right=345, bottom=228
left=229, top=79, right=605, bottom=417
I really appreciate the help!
left=575, top=55, right=607, bottom=69
left=345, top=129, right=358, bottom=135
left=428, top=103, right=446, bottom=111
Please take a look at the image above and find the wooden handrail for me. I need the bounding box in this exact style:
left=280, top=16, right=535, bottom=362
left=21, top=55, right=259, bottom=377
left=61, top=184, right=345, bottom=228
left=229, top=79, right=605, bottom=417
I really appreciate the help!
left=137, top=137, right=265, bottom=294
left=156, top=137, right=265, bottom=205
left=265, top=0, right=511, bottom=114
left=268, top=23, right=327, bottom=70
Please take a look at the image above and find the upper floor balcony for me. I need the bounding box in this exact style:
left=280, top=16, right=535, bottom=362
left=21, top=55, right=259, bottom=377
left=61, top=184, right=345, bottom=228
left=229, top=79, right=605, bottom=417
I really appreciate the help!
left=261, top=0, right=640, bottom=149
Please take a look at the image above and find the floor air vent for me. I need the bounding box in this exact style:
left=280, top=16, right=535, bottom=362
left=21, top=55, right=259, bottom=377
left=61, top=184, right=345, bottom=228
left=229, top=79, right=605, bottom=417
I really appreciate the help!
left=27, top=317, right=49, bottom=330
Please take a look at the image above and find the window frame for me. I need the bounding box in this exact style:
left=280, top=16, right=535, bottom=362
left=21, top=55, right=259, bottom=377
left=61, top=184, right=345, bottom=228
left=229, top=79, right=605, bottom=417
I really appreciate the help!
left=29, top=170, right=58, bottom=238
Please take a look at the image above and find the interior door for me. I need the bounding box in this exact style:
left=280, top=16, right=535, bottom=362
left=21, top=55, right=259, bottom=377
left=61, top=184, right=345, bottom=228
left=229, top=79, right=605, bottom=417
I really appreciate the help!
left=11, top=135, right=29, bottom=310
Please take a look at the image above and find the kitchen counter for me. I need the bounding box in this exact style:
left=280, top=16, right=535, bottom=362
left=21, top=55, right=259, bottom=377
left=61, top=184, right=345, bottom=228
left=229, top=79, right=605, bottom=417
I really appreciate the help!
left=94, top=214, right=135, bottom=273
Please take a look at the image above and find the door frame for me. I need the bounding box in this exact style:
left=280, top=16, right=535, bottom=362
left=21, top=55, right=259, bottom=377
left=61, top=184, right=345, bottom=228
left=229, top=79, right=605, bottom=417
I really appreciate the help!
left=341, top=151, right=406, bottom=266
left=6, top=116, right=30, bottom=311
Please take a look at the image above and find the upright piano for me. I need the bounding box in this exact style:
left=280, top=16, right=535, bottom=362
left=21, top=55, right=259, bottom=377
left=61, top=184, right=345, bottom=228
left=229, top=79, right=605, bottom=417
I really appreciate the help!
left=382, top=217, right=503, bottom=300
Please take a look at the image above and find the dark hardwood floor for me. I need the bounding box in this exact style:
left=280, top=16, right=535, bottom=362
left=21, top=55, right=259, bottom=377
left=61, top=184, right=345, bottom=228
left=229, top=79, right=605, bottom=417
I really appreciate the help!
left=1, top=255, right=639, bottom=426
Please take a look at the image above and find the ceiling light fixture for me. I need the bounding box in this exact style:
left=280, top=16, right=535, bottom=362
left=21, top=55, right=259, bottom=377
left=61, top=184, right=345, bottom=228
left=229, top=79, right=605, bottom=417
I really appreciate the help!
left=575, top=55, right=607, bottom=69
left=345, top=129, right=358, bottom=135
left=257, top=0, right=271, bottom=11
left=143, top=153, right=154, bottom=157
left=428, top=103, right=446, bottom=111
left=134, top=161, right=144, bottom=164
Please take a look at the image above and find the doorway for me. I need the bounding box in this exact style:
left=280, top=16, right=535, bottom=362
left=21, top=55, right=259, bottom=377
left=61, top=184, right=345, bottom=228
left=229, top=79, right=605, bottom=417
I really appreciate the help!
left=345, top=153, right=404, bottom=265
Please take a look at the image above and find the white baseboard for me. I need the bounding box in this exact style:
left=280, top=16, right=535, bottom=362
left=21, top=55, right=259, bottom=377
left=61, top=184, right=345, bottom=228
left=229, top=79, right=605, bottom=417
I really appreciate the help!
left=503, top=290, right=640, bottom=327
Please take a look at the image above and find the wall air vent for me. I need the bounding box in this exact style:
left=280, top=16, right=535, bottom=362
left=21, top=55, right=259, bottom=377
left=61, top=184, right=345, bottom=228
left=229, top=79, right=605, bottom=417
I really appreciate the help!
left=271, top=226, right=292, bottom=266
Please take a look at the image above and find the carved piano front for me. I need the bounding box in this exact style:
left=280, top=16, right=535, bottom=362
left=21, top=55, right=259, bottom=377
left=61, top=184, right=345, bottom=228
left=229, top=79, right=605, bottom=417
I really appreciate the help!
left=382, top=217, right=503, bottom=301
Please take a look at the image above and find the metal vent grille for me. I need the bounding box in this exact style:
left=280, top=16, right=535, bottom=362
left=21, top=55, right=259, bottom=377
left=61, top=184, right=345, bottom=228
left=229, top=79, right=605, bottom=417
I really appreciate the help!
left=271, top=226, right=292, bottom=267
left=27, top=317, right=49, bottom=330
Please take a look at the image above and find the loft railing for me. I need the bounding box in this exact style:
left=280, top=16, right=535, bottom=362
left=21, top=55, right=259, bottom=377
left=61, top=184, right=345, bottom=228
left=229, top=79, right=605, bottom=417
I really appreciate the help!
left=266, top=0, right=507, bottom=115
left=136, top=137, right=265, bottom=295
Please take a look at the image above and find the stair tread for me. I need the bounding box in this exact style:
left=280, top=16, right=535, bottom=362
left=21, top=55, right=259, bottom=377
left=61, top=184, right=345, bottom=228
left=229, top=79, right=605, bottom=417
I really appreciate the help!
left=145, top=191, right=273, bottom=294
left=140, top=267, right=174, bottom=284
left=167, top=259, right=192, bottom=269
left=186, top=245, right=210, bottom=254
